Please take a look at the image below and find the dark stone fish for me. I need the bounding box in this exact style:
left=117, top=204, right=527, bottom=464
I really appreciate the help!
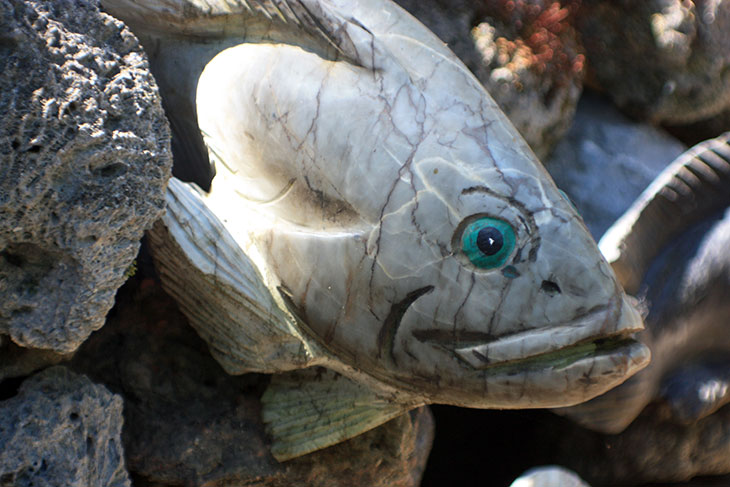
left=557, top=132, right=730, bottom=432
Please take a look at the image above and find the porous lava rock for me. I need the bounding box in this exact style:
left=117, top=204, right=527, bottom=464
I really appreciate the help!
left=0, top=366, right=129, bottom=487
left=0, top=0, right=171, bottom=354
left=470, top=0, right=585, bottom=159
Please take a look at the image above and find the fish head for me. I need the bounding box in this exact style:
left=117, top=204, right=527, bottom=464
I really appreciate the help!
left=367, top=151, right=651, bottom=408
left=188, top=22, right=650, bottom=410
left=249, top=109, right=651, bottom=409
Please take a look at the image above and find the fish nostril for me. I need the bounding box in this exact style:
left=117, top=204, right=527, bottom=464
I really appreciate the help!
left=540, top=280, right=561, bottom=295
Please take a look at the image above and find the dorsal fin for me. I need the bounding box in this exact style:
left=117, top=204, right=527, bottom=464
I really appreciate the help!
left=100, top=0, right=370, bottom=66
left=600, top=132, right=730, bottom=294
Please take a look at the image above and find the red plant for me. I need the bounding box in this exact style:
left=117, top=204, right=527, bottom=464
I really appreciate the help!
left=480, top=0, right=585, bottom=81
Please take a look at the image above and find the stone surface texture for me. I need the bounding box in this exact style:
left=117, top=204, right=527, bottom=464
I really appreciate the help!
left=0, top=366, right=129, bottom=487
left=577, top=0, right=730, bottom=124
left=0, top=0, right=171, bottom=353
left=471, top=0, right=584, bottom=159
left=546, top=93, right=687, bottom=238
left=395, top=0, right=584, bottom=159
left=71, top=276, right=434, bottom=487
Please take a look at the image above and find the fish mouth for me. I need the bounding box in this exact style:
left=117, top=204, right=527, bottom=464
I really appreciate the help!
left=413, top=294, right=649, bottom=373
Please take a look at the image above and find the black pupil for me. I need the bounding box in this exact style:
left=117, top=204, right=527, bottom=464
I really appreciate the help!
left=476, top=226, right=503, bottom=256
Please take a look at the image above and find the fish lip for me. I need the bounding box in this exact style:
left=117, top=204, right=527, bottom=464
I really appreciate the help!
left=414, top=294, right=645, bottom=371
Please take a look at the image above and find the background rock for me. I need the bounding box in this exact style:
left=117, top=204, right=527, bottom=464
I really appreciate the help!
left=552, top=400, right=730, bottom=485
left=71, top=273, right=434, bottom=487
left=546, top=92, right=686, bottom=238
left=0, top=0, right=171, bottom=354
left=577, top=0, right=730, bottom=125
left=0, top=339, right=71, bottom=382
left=394, top=0, right=584, bottom=159
left=0, top=366, right=129, bottom=487
left=470, top=0, right=584, bottom=160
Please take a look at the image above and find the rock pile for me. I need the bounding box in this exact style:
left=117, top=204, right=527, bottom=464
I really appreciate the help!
left=2, top=1, right=730, bottom=486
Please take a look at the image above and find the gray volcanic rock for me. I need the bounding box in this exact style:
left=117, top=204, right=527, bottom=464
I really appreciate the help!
left=546, top=93, right=686, bottom=238
left=71, top=277, right=434, bottom=487
left=0, top=366, right=129, bottom=487
left=577, top=0, right=730, bottom=125
left=469, top=0, right=585, bottom=160
left=0, top=0, right=171, bottom=353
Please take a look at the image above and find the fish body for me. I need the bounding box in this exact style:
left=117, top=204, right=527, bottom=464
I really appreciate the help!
left=103, top=0, right=650, bottom=458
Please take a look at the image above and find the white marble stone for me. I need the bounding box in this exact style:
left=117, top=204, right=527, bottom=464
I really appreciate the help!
left=108, top=0, right=651, bottom=457
left=189, top=0, right=649, bottom=408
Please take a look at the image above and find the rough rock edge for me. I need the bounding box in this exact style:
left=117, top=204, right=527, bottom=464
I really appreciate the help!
left=0, top=0, right=172, bottom=352
left=0, top=366, right=130, bottom=487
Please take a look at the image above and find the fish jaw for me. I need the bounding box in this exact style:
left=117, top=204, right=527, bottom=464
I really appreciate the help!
left=416, top=294, right=651, bottom=408
left=450, top=295, right=643, bottom=369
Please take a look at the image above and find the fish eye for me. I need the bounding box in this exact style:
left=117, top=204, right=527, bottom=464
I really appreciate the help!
left=461, top=217, right=516, bottom=269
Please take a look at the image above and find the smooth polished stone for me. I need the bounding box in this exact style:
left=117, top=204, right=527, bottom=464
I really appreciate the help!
left=106, top=0, right=648, bottom=458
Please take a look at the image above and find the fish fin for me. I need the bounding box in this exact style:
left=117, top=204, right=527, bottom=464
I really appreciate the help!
left=102, top=0, right=375, bottom=68
left=148, top=178, right=323, bottom=374
left=600, top=132, right=730, bottom=294
left=262, top=367, right=415, bottom=461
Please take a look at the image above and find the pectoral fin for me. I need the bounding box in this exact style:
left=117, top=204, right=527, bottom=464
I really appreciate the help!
left=148, top=178, right=321, bottom=374
left=262, top=368, right=415, bottom=461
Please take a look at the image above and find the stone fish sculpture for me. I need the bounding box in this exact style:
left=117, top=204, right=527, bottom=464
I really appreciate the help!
left=557, top=132, right=730, bottom=433
left=101, top=0, right=650, bottom=460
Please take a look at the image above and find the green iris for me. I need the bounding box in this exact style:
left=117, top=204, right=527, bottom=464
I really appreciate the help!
left=461, top=217, right=515, bottom=269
